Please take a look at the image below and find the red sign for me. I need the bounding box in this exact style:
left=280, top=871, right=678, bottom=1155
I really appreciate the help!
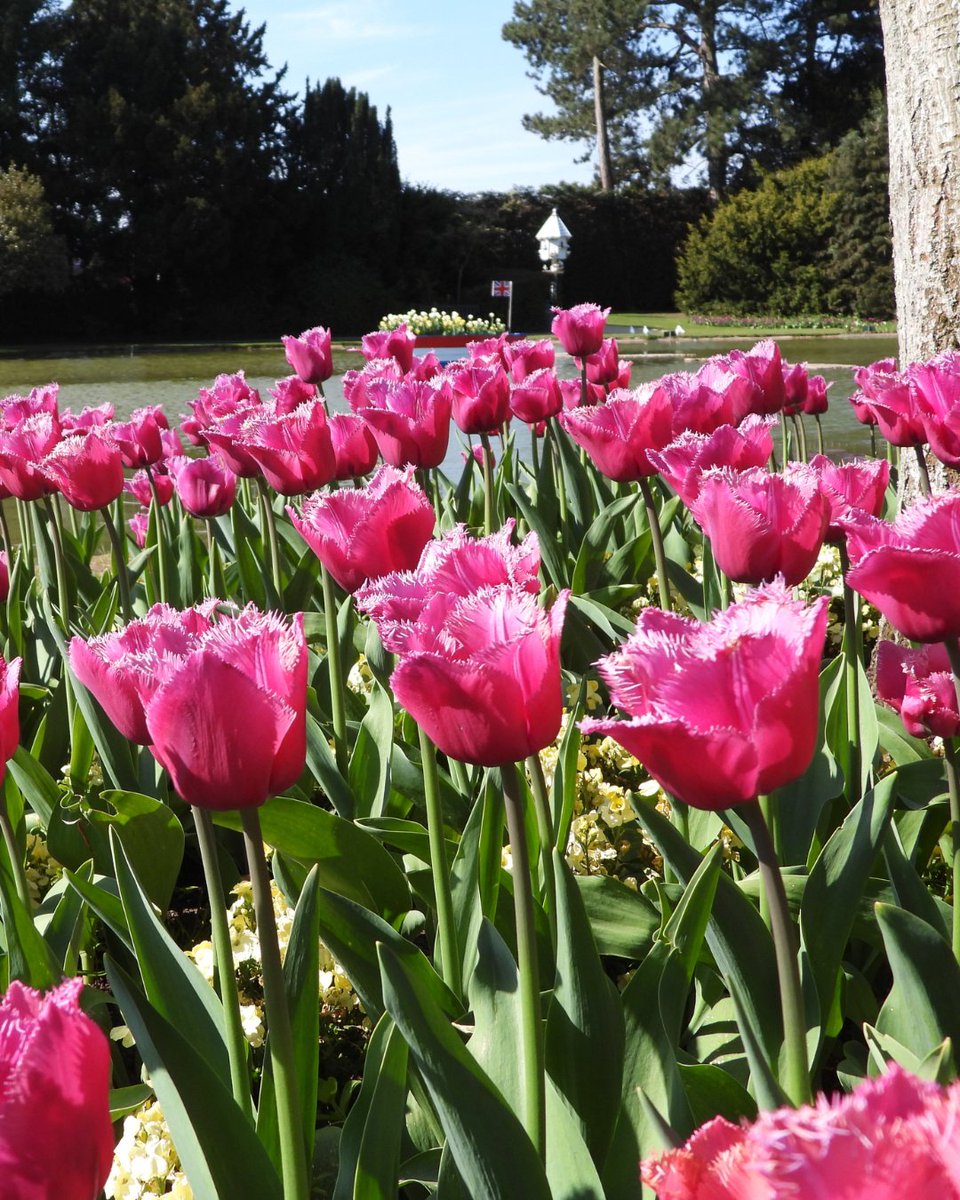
left=491, top=280, right=513, bottom=297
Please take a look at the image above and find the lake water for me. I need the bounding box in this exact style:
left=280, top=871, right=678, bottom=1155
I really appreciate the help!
left=0, top=334, right=900, bottom=468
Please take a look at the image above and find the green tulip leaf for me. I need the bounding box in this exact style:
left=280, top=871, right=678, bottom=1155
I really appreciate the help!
left=574, top=875, right=660, bottom=960
left=92, top=790, right=185, bottom=911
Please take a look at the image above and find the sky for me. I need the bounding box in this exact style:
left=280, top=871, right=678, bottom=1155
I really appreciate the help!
left=237, top=0, right=597, bottom=193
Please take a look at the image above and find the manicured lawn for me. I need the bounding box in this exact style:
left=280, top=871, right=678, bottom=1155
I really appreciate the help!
left=609, top=311, right=896, bottom=338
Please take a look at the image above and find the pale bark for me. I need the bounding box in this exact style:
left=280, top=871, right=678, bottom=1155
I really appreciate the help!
left=593, top=55, right=614, bottom=192
left=879, top=0, right=960, bottom=364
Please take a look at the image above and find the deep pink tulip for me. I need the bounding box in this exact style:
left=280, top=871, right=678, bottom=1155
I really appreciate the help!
left=641, top=1065, right=960, bottom=1200
left=360, top=324, right=416, bottom=372
left=809, top=453, right=890, bottom=541
left=583, top=580, right=828, bottom=810
left=467, top=334, right=510, bottom=365
left=849, top=388, right=880, bottom=427
left=110, top=406, right=165, bottom=468
left=125, top=468, right=174, bottom=509
left=282, top=325, right=334, bottom=385
left=649, top=415, right=776, bottom=507
left=503, top=337, right=555, bottom=382
left=781, top=361, right=829, bottom=418
left=343, top=359, right=404, bottom=411
left=357, top=379, right=452, bottom=470
left=40, top=430, right=125, bottom=511
left=169, top=455, right=237, bottom=518
left=128, top=508, right=149, bottom=548
left=160, top=427, right=184, bottom=460
left=390, top=584, right=568, bottom=767
left=447, top=361, right=512, bottom=435
left=1, top=383, right=59, bottom=429
left=852, top=358, right=925, bottom=446
left=844, top=490, right=960, bottom=642
left=691, top=464, right=829, bottom=586
left=0, top=654, right=20, bottom=776
left=0, top=412, right=62, bottom=500
left=727, top=339, right=786, bottom=415
left=802, top=373, right=830, bottom=416
left=184, top=372, right=261, bottom=445
left=60, top=402, right=114, bottom=434
left=0, top=551, right=8, bottom=604
left=509, top=368, right=563, bottom=425
left=559, top=376, right=605, bottom=408
left=551, top=303, right=610, bottom=357
left=356, top=519, right=541, bottom=648
left=579, top=337, right=621, bottom=386
left=558, top=386, right=675, bottom=481
left=876, top=641, right=960, bottom=740
left=239, top=400, right=336, bottom=496
left=0, top=977, right=114, bottom=1200
left=657, top=369, right=737, bottom=436
left=329, top=412, right=379, bottom=480
left=909, top=351, right=960, bottom=468
left=268, top=375, right=317, bottom=415
left=288, top=465, right=436, bottom=593
left=201, top=409, right=264, bottom=479
left=694, top=357, right=758, bottom=426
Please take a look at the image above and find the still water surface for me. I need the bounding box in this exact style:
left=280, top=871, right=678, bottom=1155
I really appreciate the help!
left=0, top=335, right=900, bottom=465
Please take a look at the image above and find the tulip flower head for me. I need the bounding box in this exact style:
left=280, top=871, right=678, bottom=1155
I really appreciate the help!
left=909, top=350, right=960, bottom=468
left=360, top=324, right=416, bottom=372
left=0, top=978, right=115, bottom=1200
left=40, top=429, right=125, bottom=511
left=509, top=368, right=563, bottom=426
left=169, top=454, right=237, bottom=518
left=1, top=383, right=59, bottom=429
left=559, top=386, right=675, bottom=481
left=809, top=453, right=890, bottom=541
left=447, top=360, right=511, bottom=435
left=288, top=465, right=436, bottom=593
left=111, top=406, right=165, bottom=468
left=852, top=358, right=925, bottom=447
left=0, top=654, right=20, bottom=779
left=238, top=400, right=336, bottom=496
left=727, top=339, right=786, bottom=415
left=503, top=337, right=555, bottom=383
left=0, top=411, right=62, bottom=501
left=355, top=379, right=452, bottom=470
left=551, top=303, right=610, bottom=358
left=282, top=325, right=334, bottom=385
left=649, top=415, right=776, bottom=508
left=876, top=641, right=960, bottom=740
left=125, top=468, right=174, bottom=509
left=583, top=580, right=829, bottom=810
left=328, top=412, right=379, bottom=480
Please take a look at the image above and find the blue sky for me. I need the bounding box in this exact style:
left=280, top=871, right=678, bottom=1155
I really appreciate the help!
left=238, top=0, right=596, bottom=193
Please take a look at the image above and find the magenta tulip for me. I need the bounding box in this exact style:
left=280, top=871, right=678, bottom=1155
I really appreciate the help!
left=579, top=337, right=622, bottom=386
left=239, top=400, right=336, bottom=496
left=503, top=337, right=555, bottom=382
left=40, top=430, right=125, bottom=511
left=282, top=325, right=333, bottom=385
left=169, top=454, right=237, bottom=518
left=649, top=415, right=776, bottom=508
left=125, top=468, right=174, bottom=509
left=0, top=412, right=61, bottom=500
left=583, top=580, right=829, bottom=810
left=329, top=412, right=379, bottom=480
left=0, top=654, right=20, bottom=776
left=852, top=358, right=925, bottom=447
left=657, top=369, right=737, bottom=436
left=288, top=465, right=435, bottom=593
left=360, top=325, right=416, bottom=372
left=694, top=357, right=758, bottom=426
left=802, top=374, right=830, bottom=416
left=844, top=490, right=960, bottom=642
left=201, top=409, right=264, bottom=479
left=691, top=464, right=829, bottom=586
left=509, top=368, right=563, bottom=425
left=447, top=361, right=511, bottom=435
left=809, top=453, right=890, bottom=541
left=1, top=383, right=59, bottom=429
left=558, top=386, right=676, bottom=481
left=390, top=585, right=568, bottom=767
left=184, top=372, right=260, bottom=445
left=357, top=378, right=452, bottom=470
left=642, top=1065, right=960, bottom=1200
left=0, top=977, right=114, bottom=1200
left=727, top=339, right=786, bottom=415
left=876, top=641, right=960, bottom=740
left=909, top=350, right=960, bottom=468
left=0, top=551, right=8, bottom=604
left=268, top=374, right=317, bottom=415
left=111, top=406, right=165, bottom=468
left=559, top=376, right=605, bottom=408
left=128, top=508, right=149, bottom=548
left=343, top=358, right=404, bottom=411
left=551, top=303, right=610, bottom=357
left=60, top=402, right=114, bottom=434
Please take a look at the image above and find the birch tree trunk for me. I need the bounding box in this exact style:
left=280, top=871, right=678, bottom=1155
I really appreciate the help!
left=879, top=0, right=960, bottom=364
left=592, top=55, right=614, bottom=192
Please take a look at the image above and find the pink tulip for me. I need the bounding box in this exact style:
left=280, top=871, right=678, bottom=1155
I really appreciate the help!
left=0, top=654, right=20, bottom=776
left=781, top=361, right=829, bottom=418
left=288, top=465, right=435, bottom=593
left=169, top=455, right=237, bottom=518
left=0, top=412, right=61, bottom=500
left=579, top=337, right=621, bottom=386
left=559, top=376, right=605, bottom=408
left=509, top=368, right=563, bottom=425
left=727, top=339, right=786, bottom=415
left=160, top=427, right=184, bottom=460
left=282, top=325, right=334, bottom=385
left=238, top=400, right=336, bottom=496
left=809, top=453, right=890, bottom=541
left=40, top=429, right=125, bottom=511
left=201, top=409, right=264, bottom=479
left=876, top=641, right=960, bottom=740
left=694, top=357, right=758, bottom=426
left=551, top=303, right=610, bottom=357
left=357, top=518, right=541, bottom=644
left=467, top=334, right=510, bottom=364
left=60, top=402, right=114, bottom=433
left=447, top=361, right=512, bottom=435
left=110, top=406, right=165, bottom=468
left=852, top=358, right=925, bottom=446
left=390, top=584, right=568, bottom=767
left=128, top=508, right=149, bottom=548
left=657, top=370, right=736, bottom=436
left=357, top=379, right=452, bottom=470
left=0, top=978, right=114, bottom=1200
left=909, top=350, right=960, bottom=468
left=691, top=464, right=829, bottom=586
left=583, top=580, right=828, bottom=809
left=649, top=415, right=776, bottom=507
left=0, top=551, right=8, bottom=604
left=125, top=468, right=174, bottom=509
left=184, top=372, right=261, bottom=445
left=849, top=388, right=880, bottom=427
left=641, top=1064, right=960, bottom=1200
left=328, top=412, right=379, bottom=480
left=343, top=358, right=404, bottom=411
left=1, top=383, right=59, bottom=429
left=802, top=373, right=830, bottom=416
left=503, top=337, right=555, bottom=382
left=558, top=386, right=676, bottom=481
left=268, top=375, right=317, bottom=415
left=844, top=490, right=960, bottom=642
left=360, top=324, right=416, bottom=372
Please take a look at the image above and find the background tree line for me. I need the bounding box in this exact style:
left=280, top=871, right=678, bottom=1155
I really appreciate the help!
left=0, top=0, right=889, bottom=341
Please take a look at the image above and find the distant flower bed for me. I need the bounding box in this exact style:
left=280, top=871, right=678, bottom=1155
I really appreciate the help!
left=689, top=312, right=891, bottom=331
left=379, top=308, right=506, bottom=336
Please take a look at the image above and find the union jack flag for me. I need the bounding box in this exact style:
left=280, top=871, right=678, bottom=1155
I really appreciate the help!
left=491, top=280, right=513, bottom=297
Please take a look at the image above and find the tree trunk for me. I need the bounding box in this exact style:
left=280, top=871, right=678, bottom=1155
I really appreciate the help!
left=698, top=2, right=726, bottom=200
left=879, top=0, right=960, bottom=364
left=593, top=55, right=614, bottom=192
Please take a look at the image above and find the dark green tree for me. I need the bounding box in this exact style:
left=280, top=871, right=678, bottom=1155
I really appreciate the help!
left=0, top=0, right=58, bottom=171
left=0, top=164, right=67, bottom=294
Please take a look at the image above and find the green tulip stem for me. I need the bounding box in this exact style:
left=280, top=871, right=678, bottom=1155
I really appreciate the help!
left=741, top=798, right=811, bottom=1106
left=0, top=790, right=31, bottom=911
left=579, top=361, right=588, bottom=409
left=779, top=411, right=789, bottom=466
left=101, top=504, right=133, bottom=622
left=320, top=563, right=348, bottom=774
left=192, top=808, right=254, bottom=1124
left=914, top=445, right=933, bottom=497
left=419, top=727, right=462, bottom=998
left=256, top=478, right=283, bottom=602
left=241, top=807, right=309, bottom=1200
left=530, top=428, right=540, bottom=477
left=941, top=638, right=960, bottom=962
left=545, top=421, right=568, bottom=527
left=791, top=413, right=807, bottom=462
left=838, top=543, right=861, bottom=808
left=0, top=501, right=12, bottom=563
left=145, top=469, right=170, bottom=605
left=814, top=414, right=825, bottom=457
left=205, top=519, right=218, bottom=597
left=41, top=498, right=70, bottom=630
left=525, top=753, right=558, bottom=946
left=479, top=433, right=495, bottom=536
left=502, top=761, right=546, bottom=1160
left=638, top=476, right=671, bottom=611
left=15, top=499, right=31, bottom=563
